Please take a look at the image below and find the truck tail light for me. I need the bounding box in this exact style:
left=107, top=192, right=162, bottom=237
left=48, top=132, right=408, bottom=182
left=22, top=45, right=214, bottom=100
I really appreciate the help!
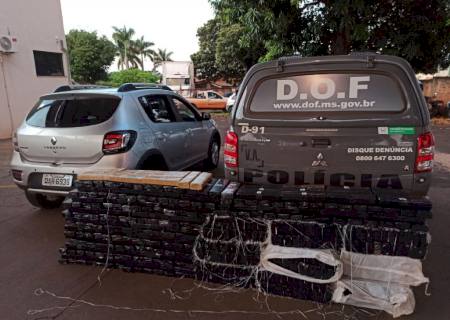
left=224, top=130, right=238, bottom=168
left=415, top=132, right=435, bottom=173
left=103, top=131, right=137, bottom=154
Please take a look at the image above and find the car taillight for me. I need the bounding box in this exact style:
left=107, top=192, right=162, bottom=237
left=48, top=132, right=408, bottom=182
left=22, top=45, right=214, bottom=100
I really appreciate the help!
left=415, top=132, right=435, bottom=173
left=103, top=131, right=137, bottom=154
left=224, top=130, right=238, bottom=168
left=12, top=132, right=19, bottom=152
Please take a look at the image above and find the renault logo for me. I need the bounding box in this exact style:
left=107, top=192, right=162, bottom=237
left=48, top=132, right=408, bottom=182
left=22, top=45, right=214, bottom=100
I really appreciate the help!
left=312, top=153, right=328, bottom=167
left=50, top=137, right=57, bottom=145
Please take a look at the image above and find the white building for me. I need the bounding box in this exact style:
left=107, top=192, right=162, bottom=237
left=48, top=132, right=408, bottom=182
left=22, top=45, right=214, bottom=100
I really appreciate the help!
left=0, top=0, right=70, bottom=139
left=417, top=67, right=450, bottom=81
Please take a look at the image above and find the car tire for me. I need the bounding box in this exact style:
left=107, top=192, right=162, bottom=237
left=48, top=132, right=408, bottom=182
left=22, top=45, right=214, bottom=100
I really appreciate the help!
left=204, top=137, right=220, bottom=170
left=25, top=191, right=64, bottom=209
left=226, top=105, right=233, bottom=113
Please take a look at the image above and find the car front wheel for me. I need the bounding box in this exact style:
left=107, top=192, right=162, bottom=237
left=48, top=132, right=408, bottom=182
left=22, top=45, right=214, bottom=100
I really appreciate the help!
left=204, top=138, right=220, bottom=170
left=25, top=191, right=65, bottom=209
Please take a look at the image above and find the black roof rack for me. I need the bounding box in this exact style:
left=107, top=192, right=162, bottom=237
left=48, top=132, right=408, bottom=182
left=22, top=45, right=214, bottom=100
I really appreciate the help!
left=53, top=85, right=110, bottom=93
left=117, top=83, right=173, bottom=92
left=349, top=51, right=379, bottom=56
left=276, top=55, right=303, bottom=72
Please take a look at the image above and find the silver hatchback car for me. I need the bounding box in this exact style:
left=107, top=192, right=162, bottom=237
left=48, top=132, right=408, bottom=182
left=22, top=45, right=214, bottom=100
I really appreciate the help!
left=10, top=83, right=221, bottom=208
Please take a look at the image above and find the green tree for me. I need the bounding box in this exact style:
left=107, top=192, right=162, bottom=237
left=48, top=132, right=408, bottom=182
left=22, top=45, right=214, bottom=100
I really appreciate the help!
left=133, top=36, right=155, bottom=71
left=191, top=19, right=221, bottom=81
left=112, top=26, right=140, bottom=69
left=99, top=69, right=159, bottom=87
left=152, top=48, right=174, bottom=69
left=66, top=30, right=116, bottom=83
left=209, top=0, right=450, bottom=73
left=191, top=19, right=264, bottom=82
left=215, top=23, right=265, bottom=79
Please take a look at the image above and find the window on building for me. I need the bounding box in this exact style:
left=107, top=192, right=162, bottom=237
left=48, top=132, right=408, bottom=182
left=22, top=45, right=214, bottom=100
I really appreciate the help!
left=33, top=50, right=64, bottom=76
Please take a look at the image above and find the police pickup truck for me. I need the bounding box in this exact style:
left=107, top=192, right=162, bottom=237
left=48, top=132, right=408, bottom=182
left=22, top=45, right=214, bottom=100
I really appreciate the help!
left=224, top=53, right=434, bottom=196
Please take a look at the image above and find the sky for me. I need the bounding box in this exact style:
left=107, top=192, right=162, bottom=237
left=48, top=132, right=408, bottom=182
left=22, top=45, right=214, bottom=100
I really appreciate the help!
left=60, top=0, right=214, bottom=70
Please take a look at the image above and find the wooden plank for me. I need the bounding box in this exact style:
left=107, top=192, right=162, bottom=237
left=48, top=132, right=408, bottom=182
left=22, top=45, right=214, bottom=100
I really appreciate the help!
left=78, top=169, right=214, bottom=189
left=94, top=169, right=191, bottom=186
left=140, top=170, right=190, bottom=186
left=78, top=169, right=123, bottom=181
left=177, top=171, right=201, bottom=189
left=189, top=172, right=213, bottom=191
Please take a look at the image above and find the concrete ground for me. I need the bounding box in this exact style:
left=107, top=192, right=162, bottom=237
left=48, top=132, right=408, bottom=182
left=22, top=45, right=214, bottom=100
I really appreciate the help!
left=1, top=117, right=449, bottom=320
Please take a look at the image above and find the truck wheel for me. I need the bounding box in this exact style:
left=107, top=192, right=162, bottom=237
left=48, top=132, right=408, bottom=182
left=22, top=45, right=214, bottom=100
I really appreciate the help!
left=204, top=137, right=220, bottom=170
left=442, top=106, right=450, bottom=118
left=25, top=191, right=64, bottom=209
left=438, top=104, right=448, bottom=118
left=429, top=104, right=438, bottom=117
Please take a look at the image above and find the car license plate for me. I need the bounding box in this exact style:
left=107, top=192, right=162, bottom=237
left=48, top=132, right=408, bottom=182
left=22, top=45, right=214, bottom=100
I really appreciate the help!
left=42, top=174, right=73, bottom=187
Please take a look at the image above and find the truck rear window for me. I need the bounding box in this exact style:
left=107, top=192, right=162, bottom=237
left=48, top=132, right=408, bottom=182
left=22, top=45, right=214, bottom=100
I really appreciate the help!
left=26, top=96, right=120, bottom=128
left=249, top=73, right=405, bottom=113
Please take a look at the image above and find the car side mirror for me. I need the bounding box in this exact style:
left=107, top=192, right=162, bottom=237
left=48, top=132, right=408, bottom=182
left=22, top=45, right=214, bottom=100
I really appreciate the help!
left=202, top=112, right=211, bottom=120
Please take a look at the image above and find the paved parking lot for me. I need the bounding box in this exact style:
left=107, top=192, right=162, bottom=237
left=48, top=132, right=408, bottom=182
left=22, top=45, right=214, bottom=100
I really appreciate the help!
left=1, top=116, right=449, bottom=320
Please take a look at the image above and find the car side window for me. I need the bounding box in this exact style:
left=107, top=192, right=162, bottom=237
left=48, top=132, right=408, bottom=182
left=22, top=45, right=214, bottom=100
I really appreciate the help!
left=208, top=92, right=221, bottom=99
left=138, top=95, right=175, bottom=123
left=171, top=97, right=198, bottom=122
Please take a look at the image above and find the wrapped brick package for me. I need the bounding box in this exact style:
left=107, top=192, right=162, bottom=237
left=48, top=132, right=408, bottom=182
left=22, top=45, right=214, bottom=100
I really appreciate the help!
left=60, top=170, right=432, bottom=315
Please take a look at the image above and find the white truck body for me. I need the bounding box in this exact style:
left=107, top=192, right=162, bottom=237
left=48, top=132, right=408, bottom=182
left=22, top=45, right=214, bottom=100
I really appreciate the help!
left=160, top=61, right=194, bottom=97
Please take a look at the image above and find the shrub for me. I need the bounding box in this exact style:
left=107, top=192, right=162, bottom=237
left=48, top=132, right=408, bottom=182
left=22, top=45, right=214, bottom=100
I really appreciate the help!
left=98, top=69, right=160, bottom=87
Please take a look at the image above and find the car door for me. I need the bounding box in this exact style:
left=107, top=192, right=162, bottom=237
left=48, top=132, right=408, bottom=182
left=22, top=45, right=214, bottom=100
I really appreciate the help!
left=170, top=96, right=210, bottom=164
left=137, top=94, right=187, bottom=170
left=207, top=91, right=225, bottom=109
left=194, top=92, right=208, bottom=109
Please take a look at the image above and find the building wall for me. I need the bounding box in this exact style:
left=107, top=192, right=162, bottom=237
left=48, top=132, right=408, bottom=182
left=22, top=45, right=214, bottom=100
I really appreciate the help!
left=422, top=77, right=450, bottom=104
left=0, top=0, right=69, bottom=139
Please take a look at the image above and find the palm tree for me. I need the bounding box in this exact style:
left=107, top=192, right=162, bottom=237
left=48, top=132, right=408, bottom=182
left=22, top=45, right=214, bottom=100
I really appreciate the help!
left=152, top=48, right=174, bottom=69
left=132, top=36, right=155, bottom=71
left=112, top=26, right=139, bottom=69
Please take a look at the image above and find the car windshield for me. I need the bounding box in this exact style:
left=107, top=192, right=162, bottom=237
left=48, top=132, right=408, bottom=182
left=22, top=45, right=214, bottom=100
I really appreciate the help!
left=26, top=96, right=121, bottom=128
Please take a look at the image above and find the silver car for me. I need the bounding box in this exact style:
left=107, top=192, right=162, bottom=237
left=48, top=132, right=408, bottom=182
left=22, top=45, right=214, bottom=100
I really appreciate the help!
left=10, top=83, right=221, bottom=208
